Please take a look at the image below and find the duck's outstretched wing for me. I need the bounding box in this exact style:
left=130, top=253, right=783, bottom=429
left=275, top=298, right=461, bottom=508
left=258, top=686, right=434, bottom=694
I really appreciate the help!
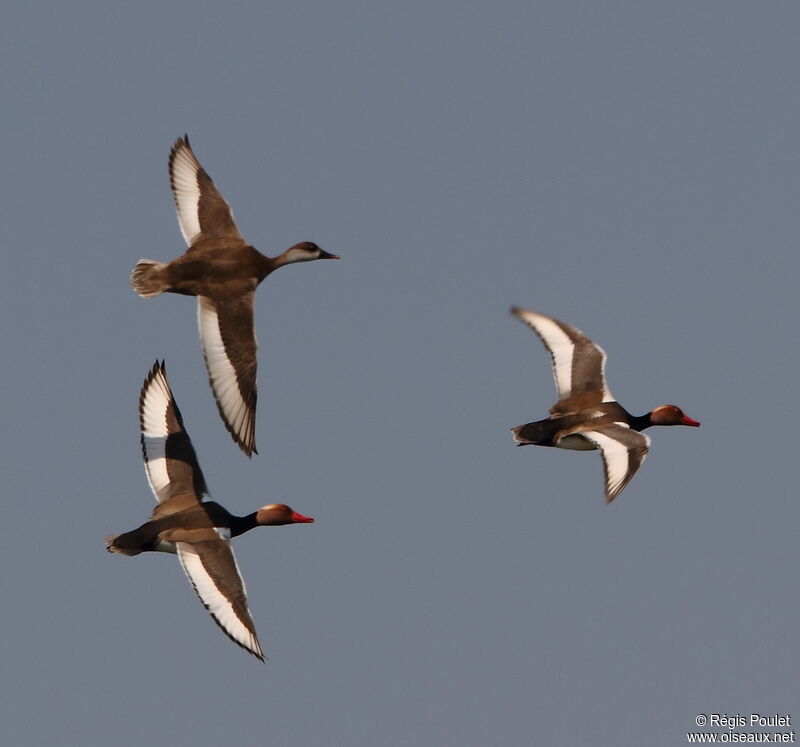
left=176, top=538, right=264, bottom=661
left=575, top=424, right=650, bottom=503
left=511, top=307, right=614, bottom=415
left=197, top=294, right=258, bottom=457
left=139, top=361, right=208, bottom=511
left=169, top=135, right=245, bottom=246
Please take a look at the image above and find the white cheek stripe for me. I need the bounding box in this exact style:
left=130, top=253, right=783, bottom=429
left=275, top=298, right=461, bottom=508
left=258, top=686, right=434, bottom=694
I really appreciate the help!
left=176, top=543, right=262, bottom=659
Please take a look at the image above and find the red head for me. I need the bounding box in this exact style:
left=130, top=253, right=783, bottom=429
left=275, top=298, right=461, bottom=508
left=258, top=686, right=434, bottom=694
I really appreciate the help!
left=255, top=504, right=315, bottom=526
left=650, top=405, right=700, bottom=427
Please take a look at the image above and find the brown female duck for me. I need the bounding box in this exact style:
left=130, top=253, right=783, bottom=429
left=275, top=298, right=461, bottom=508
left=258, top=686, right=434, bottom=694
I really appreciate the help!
left=131, top=136, right=339, bottom=456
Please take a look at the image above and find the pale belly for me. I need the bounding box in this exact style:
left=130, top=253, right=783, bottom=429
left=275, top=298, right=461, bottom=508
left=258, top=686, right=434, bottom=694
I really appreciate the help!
left=556, top=434, right=598, bottom=451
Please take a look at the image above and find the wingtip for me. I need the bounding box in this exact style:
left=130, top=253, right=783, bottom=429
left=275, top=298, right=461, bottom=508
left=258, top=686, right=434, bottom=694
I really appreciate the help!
left=510, top=305, right=536, bottom=322
left=143, top=359, right=167, bottom=387
left=249, top=634, right=265, bottom=662
left=202, top=368, right=257, bottom=458
left=235, top=439, right=257, bottom=458
left=169, top=135, right=192, bottom=165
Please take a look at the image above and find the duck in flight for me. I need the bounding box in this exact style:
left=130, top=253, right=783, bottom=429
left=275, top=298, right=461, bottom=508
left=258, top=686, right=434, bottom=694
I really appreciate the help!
left=131, top=136, right=339, bottom=456
left=510, top=307, right=700, bottom=502
left=106, top=361, right=315, bottom=661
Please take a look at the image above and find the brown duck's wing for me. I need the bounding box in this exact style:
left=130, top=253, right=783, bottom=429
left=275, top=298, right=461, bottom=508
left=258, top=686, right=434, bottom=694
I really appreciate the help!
left=176, top=538, right=264, bottom=661
left=511, top=307, right=614, bottom=415
left=572, top=423, right=651, bottom=503
left=169, top=136, right=245, bottom=246
left=197, top=294, right=258, bottom=456
left=139, top=361, right=209, bottom=514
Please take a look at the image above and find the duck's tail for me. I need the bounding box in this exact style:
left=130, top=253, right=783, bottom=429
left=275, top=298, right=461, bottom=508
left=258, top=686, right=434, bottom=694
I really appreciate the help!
left=105, top=533, right=142, bottom=556
left=511, top=421, right=550, bottom=446
left=130, top=260, right=168, bottom=298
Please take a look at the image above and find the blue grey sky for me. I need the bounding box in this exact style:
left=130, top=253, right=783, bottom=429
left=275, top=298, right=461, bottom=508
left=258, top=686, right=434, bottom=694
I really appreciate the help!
left=2, top=2, right=798, bottom=745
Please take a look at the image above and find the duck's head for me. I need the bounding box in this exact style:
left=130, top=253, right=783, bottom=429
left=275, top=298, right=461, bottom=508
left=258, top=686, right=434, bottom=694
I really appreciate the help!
left=280, top=242, right=340, bottom=265
left=256, top=503, right=315, bottom=526
left=650, top=405, right=700, bottom=427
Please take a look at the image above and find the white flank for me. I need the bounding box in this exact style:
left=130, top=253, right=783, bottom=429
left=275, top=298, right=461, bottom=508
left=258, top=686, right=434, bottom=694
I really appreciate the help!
left=515, top=309, right=576, bottom=399
left=140, top=367, right=174, bottom=503
left=176, top=542, right=263, bottom=659
left=580, top=427, right=651, bottom=501
left=197, top=297, right=251, bottom=441
left=556, top=434, right=597, bottom=451
left=170, top=142, right=203, bottom=245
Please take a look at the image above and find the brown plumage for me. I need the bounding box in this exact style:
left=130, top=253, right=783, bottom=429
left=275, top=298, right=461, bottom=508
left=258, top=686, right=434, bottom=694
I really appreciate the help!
left=130, top=136, right=339, bottom=456
left=510, top=308, right=700, bottom=502
left=107, top=361, right=315, bottom=661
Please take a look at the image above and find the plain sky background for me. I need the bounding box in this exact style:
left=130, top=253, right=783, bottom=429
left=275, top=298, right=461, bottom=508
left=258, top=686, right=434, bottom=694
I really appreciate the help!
left=2, top=2, right=798, bottom=745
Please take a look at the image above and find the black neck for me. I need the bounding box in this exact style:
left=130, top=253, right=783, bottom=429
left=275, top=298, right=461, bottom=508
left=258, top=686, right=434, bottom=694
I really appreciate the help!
left=229, top=512, right=259, bottom=537
left=629, top=412, right=653, bottom=432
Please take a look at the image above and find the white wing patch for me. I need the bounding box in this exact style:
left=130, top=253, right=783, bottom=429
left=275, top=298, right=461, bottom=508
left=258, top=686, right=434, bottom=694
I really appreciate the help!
left=197, top=297, right=252, bottom=441
left=170, top=142, right=203, bottom=245
left=580, top=427, right=651, bottom=502
left=598, top=349, right=614, bottom=403
left=514, top=309, right=576, bottom=400
left=140, top=367, right=173, bottom=503
left=176, top=542, right=263, bottom=660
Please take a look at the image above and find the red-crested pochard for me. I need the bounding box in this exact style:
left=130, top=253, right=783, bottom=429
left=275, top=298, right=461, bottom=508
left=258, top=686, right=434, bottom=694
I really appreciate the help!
left=510, top=307, right=700, bottom=503
left=130, top=136, right=339, bottom=457
left=106, top=361, right=314, bottom=660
